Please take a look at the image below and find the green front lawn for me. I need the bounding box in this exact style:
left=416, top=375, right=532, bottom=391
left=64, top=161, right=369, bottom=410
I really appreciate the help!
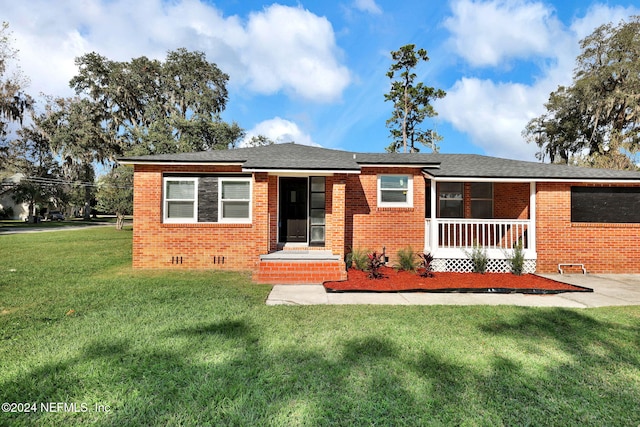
left=1, top=228, right=639, bottom=426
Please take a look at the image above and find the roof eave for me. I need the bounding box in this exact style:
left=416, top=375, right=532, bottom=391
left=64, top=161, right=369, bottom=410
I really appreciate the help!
left=423, top=173, right=640, bottom=183
left=117, top=160, right=245, bottom=166
left=359, top=163, right=441, bottom=168
left=242, top=167, right=361, bottom=174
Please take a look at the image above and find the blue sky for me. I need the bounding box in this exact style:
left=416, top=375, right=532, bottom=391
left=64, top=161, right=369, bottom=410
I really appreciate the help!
left=3, top=0, right=640, bottom=160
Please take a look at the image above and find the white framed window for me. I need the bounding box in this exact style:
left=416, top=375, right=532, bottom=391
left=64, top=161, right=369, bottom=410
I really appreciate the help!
left=218, top=177, right=252, bottom=223
left=378, top=175, right=413, bottom=207
left=164, top=177, right=198, bottom=223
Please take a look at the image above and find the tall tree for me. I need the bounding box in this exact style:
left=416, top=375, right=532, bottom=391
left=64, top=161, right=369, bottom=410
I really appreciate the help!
left=9, top=121, right=67, bottom=222
left=41, top=48, right=244, bottom=223
left=37, top=97, right=109, bottom=219
left=68, top=48, right=244, bottom=157
left=523, top=17, right=640, bottom=169
left=384, top=44, right=445, bottom=153
left=0, top=22, right=33, bottom=170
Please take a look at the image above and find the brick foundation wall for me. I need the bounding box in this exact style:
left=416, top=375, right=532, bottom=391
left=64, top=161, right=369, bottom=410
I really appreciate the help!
left=346, top=167, right=425, bottom=265
left=536, top=182, right=640, bottom=273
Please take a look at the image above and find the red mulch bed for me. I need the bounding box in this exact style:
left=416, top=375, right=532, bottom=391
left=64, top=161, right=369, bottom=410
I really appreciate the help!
left=324, top=267, right=593, bottom=294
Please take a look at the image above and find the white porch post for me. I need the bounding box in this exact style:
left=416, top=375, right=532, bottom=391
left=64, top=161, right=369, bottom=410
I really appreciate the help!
left=429, top=178, right=438, bottom=254
left=529, top=181, right=537, bottom=253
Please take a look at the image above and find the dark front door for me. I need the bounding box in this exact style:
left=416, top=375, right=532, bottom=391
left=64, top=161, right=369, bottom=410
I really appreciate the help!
left=279, top=177, right=308, bottom=243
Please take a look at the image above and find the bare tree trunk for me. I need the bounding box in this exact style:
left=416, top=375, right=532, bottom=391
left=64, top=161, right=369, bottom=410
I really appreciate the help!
left=403, top=79, right=409, bottom=153
left=115, top=212, right=125, bottom=230
left=28, top=201, right=36, bottom=223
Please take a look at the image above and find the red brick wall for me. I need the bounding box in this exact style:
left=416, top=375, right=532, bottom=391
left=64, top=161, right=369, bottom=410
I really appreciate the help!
left=132, top=164, right=268, bottom=270
left=536, top=182, right=640, bottom=273
left=327, top=174, right=347, bottom=260
left=494, top=182, right=529, bottom=219
left=253, top=260, right=346, bottom=284
left=346, top=167, right=425, bottom=265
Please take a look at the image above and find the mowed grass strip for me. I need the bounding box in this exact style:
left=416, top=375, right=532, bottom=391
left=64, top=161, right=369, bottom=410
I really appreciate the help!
left=1, top=228, right=639, bottom=426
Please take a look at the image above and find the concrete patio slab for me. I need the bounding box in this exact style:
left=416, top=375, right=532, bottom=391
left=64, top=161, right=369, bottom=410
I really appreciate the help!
left=266, top=274, right=640, bottom=307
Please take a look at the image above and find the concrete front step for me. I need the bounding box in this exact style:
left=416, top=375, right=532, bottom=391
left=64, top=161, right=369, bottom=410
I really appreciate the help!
left=259, top=250, right=340, bottom=261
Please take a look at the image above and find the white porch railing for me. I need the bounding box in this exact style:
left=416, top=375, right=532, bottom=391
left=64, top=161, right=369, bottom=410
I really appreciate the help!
left=425, top=218, right=532, bottom=251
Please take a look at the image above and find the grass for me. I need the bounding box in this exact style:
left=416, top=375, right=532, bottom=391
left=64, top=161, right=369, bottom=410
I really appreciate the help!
left=1, top=229, right=640, bottom=426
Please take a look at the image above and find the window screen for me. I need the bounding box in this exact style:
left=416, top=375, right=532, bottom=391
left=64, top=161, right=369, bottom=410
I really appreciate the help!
left=470, top=182, right=493, bottom=219
left=571, top=187, right=640, bottom=223
left=439, top=182, right=463, bottom=218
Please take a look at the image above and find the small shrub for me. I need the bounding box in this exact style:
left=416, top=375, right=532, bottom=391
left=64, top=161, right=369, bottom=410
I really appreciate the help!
left=417, top=252, right=435, bottom=278
left=394, top=246, right=419, bottom=271
left=507, top=239, right=525, bottom=276
left=464, top=241, right=488, bottom=274
left=367, top=251, right=386, bottom=279
left=348, top=248, right=370, bottom=271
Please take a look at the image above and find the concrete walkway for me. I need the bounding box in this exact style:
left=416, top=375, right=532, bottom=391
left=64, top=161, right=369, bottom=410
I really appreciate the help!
left=266, top=274, right=640, bottom=308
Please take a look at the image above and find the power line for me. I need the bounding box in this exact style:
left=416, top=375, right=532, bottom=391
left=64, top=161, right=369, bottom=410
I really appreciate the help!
left=3, top=176, right=133, bottom=190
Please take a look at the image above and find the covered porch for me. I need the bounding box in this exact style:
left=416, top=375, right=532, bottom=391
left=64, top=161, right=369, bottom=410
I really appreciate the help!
left=424, top=179, right=537, bottom=273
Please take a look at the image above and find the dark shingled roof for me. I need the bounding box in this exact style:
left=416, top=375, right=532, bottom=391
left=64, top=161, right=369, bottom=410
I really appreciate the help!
left=119, top=143, right=361, bottom=171
left=424, top=154, right=640, bottom=180
left=118, top=142, right=640, bottom=180
left=241, top=143, right=360, bottom=171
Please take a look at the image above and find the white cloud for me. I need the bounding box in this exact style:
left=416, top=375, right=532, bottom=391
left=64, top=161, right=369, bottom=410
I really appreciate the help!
left=3, top=0, right=350, bottom=103
left=436, top=78, right=542, bottom=159
left=444, top=0, right=560, bottom=67
left=438, top=1, right=640, bottom=160
left=240, top=117, right=319, bottom=147
left=241, top=5, right=351, bottom=101
left=353, top=0, right=383, bottom=15
left=570, top=3, right=640, bottom=39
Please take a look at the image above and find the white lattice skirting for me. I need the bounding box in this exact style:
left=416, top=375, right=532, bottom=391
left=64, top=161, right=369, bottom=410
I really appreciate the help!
left=431, top=258, right=537, bottom=274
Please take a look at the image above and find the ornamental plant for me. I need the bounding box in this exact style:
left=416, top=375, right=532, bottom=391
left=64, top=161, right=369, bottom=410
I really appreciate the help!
left=417, top=252, right=435, bottom=278
left=349, top=248, right=370, bottom=271
left=395, top=246, right=419, bottom=271
left=367, top=251, right=386, bottom=279
left=507, top=238, right=525, bottom=276
left=464, top=241, right=488, bottom=274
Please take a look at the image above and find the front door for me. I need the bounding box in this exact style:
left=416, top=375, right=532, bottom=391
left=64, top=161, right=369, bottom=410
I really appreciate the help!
left=279, top=177, right=308, bottom=243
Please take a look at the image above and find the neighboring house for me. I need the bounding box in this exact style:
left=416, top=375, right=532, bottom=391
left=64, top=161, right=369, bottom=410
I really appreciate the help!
left=119, top=143, right=640, bottom=284
left=0, top=173, right=30, bottom=220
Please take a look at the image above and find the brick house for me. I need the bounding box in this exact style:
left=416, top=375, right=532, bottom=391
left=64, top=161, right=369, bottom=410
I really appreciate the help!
left=119, top=143, right=640, bottom=284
